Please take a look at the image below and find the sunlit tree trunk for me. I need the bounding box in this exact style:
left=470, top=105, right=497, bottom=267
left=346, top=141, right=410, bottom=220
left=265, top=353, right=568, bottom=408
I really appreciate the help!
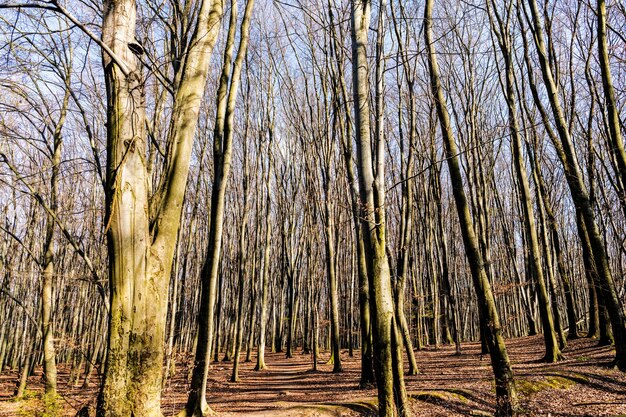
left=231, top=82, right=252, bottom=381
left=524, top=0, right=626, bottom=370
left=324, top=194, right=342, bottom=372
left=350, top=0, right=409, bottom=414
left=597, top=0, right=626, bottom=203
left=40, top=74, right=71, bottom=397
left=255, top=130, right=273, bottom=371
left=390, top=0, right=419, bottom=373
left=487, top=1, right=561, bottom=362
left=425, top=0, right=518, bottom=414
left=186, top=0, right=254, bottom=412
left=98, top=0, right=224, bottom=414
left=327, top=0, right=374, bottom=385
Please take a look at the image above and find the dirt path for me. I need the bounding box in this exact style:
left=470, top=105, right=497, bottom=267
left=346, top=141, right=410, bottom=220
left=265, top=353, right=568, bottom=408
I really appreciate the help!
left=2, top=336, right=625, bottom=416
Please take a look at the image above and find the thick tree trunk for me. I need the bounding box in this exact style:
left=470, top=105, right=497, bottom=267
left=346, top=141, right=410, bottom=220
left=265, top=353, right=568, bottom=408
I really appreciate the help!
left=328, top=0, right=374, bottom=383
left=350, top=1, right=408, bottom=414
left=98, top=3, right=154, bottom=413
left=98, top=0, right=224, bottom=414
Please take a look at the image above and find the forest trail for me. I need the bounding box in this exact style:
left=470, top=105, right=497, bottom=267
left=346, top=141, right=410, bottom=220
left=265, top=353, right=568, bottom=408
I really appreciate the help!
left=2, top=335, right=625, bottom=416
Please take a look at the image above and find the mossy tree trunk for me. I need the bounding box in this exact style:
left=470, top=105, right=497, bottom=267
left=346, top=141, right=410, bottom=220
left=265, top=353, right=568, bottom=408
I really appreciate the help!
left=97, top=0, right=224, bottom=415
left=186, top=0, right=254, bottom=412
left=487, top=0, right=561, bottom=362
left=425, top=0, right=519, bottom=414
left=597, top=0, right=626, bottom=207
left=350, top=0, right=409, bottom=414
left=390, top=0, right=419, bottom=374
left=523, top=0, right=626, bottom=370
left=327, top=0, right=374, bottom=385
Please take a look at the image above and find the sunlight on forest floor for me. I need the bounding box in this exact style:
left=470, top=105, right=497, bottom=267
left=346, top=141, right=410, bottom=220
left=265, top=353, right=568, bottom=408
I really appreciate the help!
left=1, top=335, right=625, bottom=417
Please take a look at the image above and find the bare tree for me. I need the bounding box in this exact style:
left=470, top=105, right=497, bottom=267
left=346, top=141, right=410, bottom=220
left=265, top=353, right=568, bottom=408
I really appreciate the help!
left=424, top=0, right=519, bottom=414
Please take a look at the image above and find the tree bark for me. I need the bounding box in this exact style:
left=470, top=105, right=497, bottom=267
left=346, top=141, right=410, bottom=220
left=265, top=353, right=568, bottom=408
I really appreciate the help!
left=597, top=0, right=626, bottom=202
left=186, top=0, right=254, bottom=411
left=98, top=0, right=224, bottom=414
left=425, top=0, right=519, bottom=414
left=350, top=1, right=408, bottom=414
left=524, top=0, right=626, bottom=370
left=487, top=2, right=561, bottom=362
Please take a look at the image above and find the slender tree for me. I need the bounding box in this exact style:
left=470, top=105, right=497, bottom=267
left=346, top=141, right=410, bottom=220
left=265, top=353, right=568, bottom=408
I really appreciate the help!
left=523, top=0, right=626, bottom=370
left=186, top=0, right=254, bottom=412
left=424, top=0, right=519, bottom=414
left=487, top=0, right=561, bottom=362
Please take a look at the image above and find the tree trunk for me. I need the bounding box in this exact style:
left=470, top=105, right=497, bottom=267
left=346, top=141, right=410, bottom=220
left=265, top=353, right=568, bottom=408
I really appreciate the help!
left=324, top=197, right=342, bottom=372
left=231, top=115, right=251, bottom=381
left=532, top=158, right=579, bottom=340
left=97, top=0, right=224, bottom=413
left=255, top=135, right=273, bottom=371
left=597, top=0, right=626, bottom=202
left=351, top=1, right=408, bottom=414
left=524, top=0, right=626, bottom=370
left=487, top=4, right=561, bottom=361
left=425, top=0, right=518, bottom=414
left=186, top=0, right=253, bottom=412
left=328, top=0, right=374, bottom=384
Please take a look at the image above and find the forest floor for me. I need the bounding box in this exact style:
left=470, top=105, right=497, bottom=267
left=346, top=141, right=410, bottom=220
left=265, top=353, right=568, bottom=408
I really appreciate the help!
left=1, top=335, right=625, bottom=416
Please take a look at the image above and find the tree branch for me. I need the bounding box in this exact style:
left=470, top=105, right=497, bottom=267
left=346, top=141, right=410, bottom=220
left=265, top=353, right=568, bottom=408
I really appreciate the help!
left=0, top=0, right=131, bottom=76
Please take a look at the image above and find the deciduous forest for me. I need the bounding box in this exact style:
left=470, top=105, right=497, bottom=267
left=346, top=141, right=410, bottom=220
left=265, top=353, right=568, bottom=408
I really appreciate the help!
left=0, top=0, right=625, bottom=416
